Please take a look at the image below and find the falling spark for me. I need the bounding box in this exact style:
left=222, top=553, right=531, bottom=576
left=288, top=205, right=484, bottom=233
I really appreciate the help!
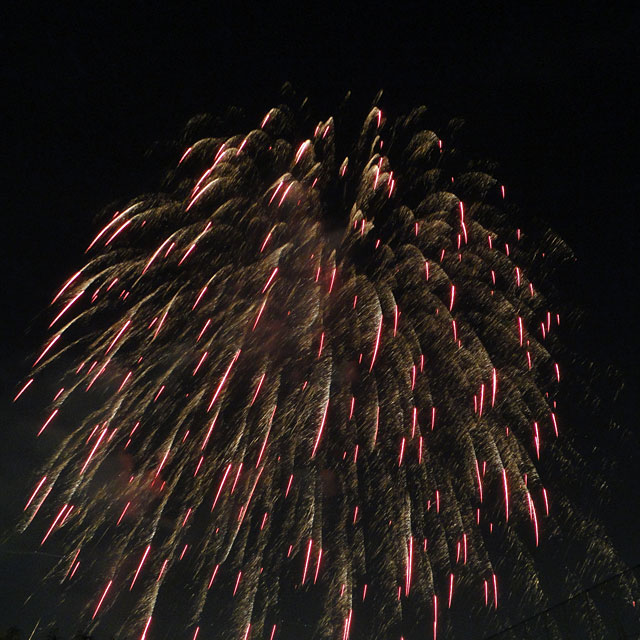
left=130, top=545, right=151, bottom=590
left=92, top=581, right=113, bottom=619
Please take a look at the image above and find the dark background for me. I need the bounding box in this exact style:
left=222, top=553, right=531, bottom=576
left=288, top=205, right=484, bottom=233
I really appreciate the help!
left=1, top=2, right=638, bottom=637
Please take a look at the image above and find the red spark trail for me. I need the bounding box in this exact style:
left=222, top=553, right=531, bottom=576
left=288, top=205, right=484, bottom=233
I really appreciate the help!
left=207, top=349, right=241, bottom=411
left=86, top=211, right=128, bottom=252
left=211, top=464, right=232, bottom=511
left=178, top=147, right=192, bottom=164
left=233, top=571, right=242, bottom=596
left=502, top=469, right=509, bottom=521
left=311, top=399, right=330, bottom=458
left=252, top=298, right=268, bottom=330
left=117, top=371, right=133, bottom=393
left=268, top=181, right=283, bottom=205
left=116, top=502, right=130, bottom=526
left=192, top=286, right=208, bottom=310
left=398, top=437, right=406, bottom=466
left=285, top=474, right=294, bottom=497
left=433, top=594, right=438, bottom=640
left=41, top=504, right=70, bottom=545
left=80, top=425, right=108, bottom=473
left=105, top=219, right=132, bottom=246
left=231, top=462, right=243, bottom=493
left=238, top=466, right=264, bottom=525
left=13, top=378, right=34, bottom=401
left=193, top=352, right=209, bottom=375
left=37, top=409, right=58, bottom=437
left=302, top=538, right=313, bottom=584
left=492, top=368, right=498, bottom=407
left=256, top=405, right=276, bottom=467
left=49, top=290, right=84, bottom=328
left=314, top=547, right=323, bottom=583
left=493, top=573, right=499, bottom=608
left=179, top=243, right=197, bottom=265
left=475, top=459, right=483, bottom=502
left=142, top=238, right=173, bottom=274
left=369, top=315, right=383, bottom=372
left=342, top=609, right=353, bottom=640
left=262, top=267, right=278, bottom=293
left=549, top=411, right=559, bottom=437
left=139, top=616, right=152, bottom=640
left=24, top=476, right=47, bottom=511
left=518, top=316, right=524, bottom=346
left=186, top=180, right=217, bottom=211
left=130, top=545, right=151, bottom=590
left=329, top=266, right=337, bottom=292
left=196, top=318, right=211, bottom=342
left=278, top=182, right=294, bottom=206
left=92, top=581, right=112, bottom=619
left=33, top=334, right=61, bottom=366
left=251, top=373, right=266, bottom=406
left=406, top=536, right=413, bottom=595
left=52, top=270, right=83, bottom=302
left=208, top=565, right=220, bottom=589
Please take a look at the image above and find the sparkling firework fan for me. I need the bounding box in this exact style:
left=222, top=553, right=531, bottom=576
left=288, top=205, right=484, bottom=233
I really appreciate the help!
left=15, top=91, right=637, bottom=640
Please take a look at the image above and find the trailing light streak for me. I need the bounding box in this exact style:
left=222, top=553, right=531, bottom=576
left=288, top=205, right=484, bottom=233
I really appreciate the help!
left=49, top=290, right=84, bottom=328
left=448, top=573, right=455, bottom=608
left=502, top=469, right=509, bottom=521
left=433, top=595, right=438, bottom=640
left=302, top=538, right=313, bottom=584
left=33, top=334, right=61, bottom=366
left=262, top=267, right=279, bottom=293
left=24, top=476, right=47, bottom=511
left=139, top=617, right=152, bottom=640
left=92, top=581, right=112, bottom=619
left=311, top=399, right=330, bottom=458
left=207, top=349, right=242, bottom=410
left=53, top=270, right=83, bottom=302
left=211, top=464, right=232, bottom=511
left=13, top=378, right=34, bottom=401
left=405, top=536, right=413, bottom=595
left=41, top=504, right=69, bottom=545
left=130, top=545, right=151, bottom=590
left=116, top=502, right=130, bottom=525
left=252, top=298, right=268, bottom=330
left=37, top=409, right=58, bottom=437
left=80, top=425, right=109, bottom=473
left=369, top=315, right=383, bottom=372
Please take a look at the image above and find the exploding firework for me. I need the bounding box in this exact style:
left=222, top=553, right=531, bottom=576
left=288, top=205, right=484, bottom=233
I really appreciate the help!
left=16, top=90, right=637, bottom=639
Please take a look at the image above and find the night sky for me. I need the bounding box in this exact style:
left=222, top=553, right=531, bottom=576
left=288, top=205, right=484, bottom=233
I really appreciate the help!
left=1, top=3, right=639, bottom=637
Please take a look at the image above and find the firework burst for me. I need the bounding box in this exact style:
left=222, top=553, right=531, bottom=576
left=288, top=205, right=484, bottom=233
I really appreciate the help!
left=16, top=91, right=637, bottom=639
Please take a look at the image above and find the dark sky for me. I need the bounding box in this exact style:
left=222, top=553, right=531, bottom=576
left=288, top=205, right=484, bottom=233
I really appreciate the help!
left=1, top=2, right=639, bottom=637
